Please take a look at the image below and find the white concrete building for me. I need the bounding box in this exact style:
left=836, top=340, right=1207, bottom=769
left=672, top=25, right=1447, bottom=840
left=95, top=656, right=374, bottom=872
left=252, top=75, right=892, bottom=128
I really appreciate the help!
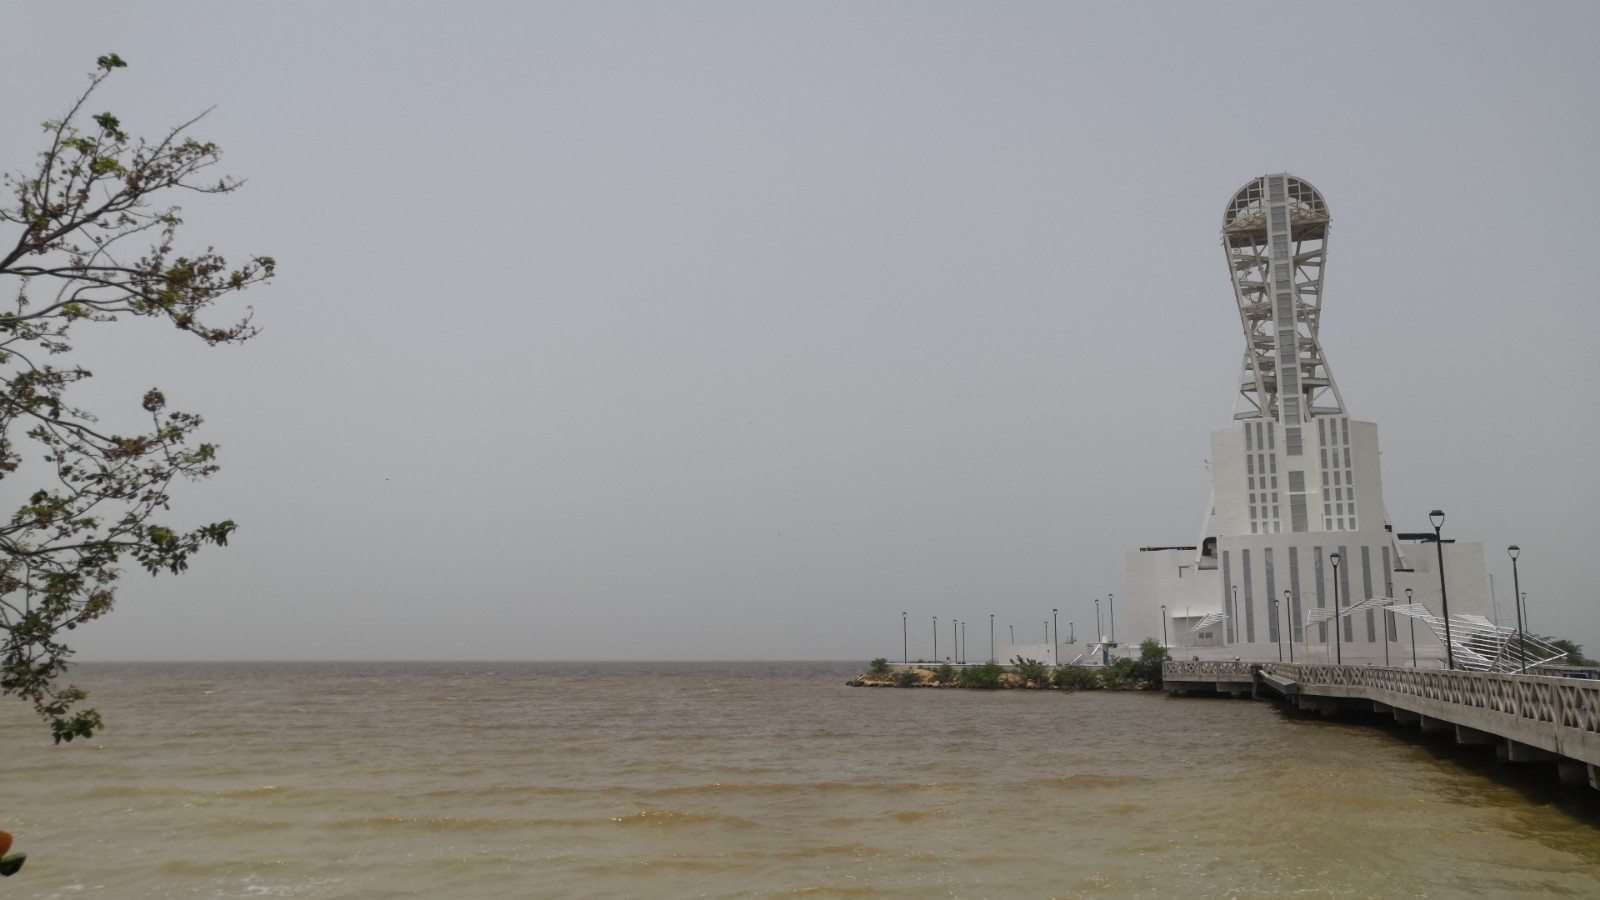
left=1125, top=175, right=1490, bottom=667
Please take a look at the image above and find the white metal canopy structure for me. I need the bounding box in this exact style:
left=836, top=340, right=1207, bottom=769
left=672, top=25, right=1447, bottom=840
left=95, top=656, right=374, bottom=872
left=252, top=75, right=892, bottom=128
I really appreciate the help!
left=1303, top=598, right=1566, bottom=673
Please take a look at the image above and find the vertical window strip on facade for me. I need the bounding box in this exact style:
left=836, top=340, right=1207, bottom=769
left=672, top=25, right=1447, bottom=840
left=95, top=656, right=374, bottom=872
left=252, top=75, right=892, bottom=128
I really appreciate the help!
left=1289, top=547, right=1303, bottom=635
left=1338, top=544, right=1353, bottom=643
left=1382, top=546, right=1397, bottom=640
left=1242, top=549, right=1255, bottom=643
left=1314, top=547, right=1327, bottom=642
left=1361, top=546, right=1375, bottom=642
left=1265, top=548, right=1278, bottom=643
left=1222, top=551, right=1234, bottom=643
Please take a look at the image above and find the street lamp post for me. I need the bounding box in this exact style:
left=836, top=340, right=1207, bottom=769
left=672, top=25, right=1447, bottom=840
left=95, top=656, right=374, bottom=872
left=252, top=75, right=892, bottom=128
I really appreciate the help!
left=1095, top=599, right=1102, bottom=643
left=1160, top=605, right=1168, bottom=649
left=1271, top=597, right=1283, bottom=661
left=1406, top=588, right=1417, bottom=667
left=953, top=619, right=959, bottom=664
left=932, top=616, right=938, bottom=663
left=1508, top=546, right=1525, bottom=673
left=1331, top=552, right=1342, bottom=665
left=1231, top=586, right=1238, bottom=644
left=1283, top=589, right=1294, bottom=662
left=990, top=614, right=996, bottom=664
left=1108, top=593, right=1116, bottom=646
left=1053, top=608, right=1059, bottom=664
left=902, top=611, right=908, bottom=664
left=1431, top=510, right=1455, bottom=669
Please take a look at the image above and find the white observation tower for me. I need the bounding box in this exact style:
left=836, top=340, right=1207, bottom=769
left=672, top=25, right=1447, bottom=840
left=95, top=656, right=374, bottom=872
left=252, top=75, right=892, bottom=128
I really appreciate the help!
left=1121, top=174, right=1493, bottom=666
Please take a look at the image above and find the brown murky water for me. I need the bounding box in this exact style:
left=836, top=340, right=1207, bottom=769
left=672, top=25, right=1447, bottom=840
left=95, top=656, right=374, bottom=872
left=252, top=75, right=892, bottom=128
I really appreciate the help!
left=4, top=662, right=1599, bottom=898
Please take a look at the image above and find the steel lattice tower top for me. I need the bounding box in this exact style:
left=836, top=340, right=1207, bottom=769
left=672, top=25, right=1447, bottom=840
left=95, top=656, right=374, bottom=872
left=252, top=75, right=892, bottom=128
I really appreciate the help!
left=1222, top=174, right=1345, bottom=441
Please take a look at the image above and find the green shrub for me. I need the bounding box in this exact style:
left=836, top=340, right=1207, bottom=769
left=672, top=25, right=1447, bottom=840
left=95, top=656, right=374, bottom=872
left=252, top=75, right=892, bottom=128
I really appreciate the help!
left=935, top=663, right=956, bottom=684
left=1102, top=639, right=1168, bottom=689
left=959, top=661, right=1004, bottom=689
left=1053, top=665, right=1102, bottom=691
left=1102, top=656, right=1140, bottom=689
left=870, top=658, right=891, bottom=675
left=1011, top=656, right=1051, bottom=688
left=894, top=668, right=920, bottom=687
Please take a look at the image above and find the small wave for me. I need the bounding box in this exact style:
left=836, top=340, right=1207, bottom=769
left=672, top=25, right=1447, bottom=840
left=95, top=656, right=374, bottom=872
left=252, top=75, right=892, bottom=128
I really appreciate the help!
left=326, top=815, right=511, bottom=832
left=771, top=886, right=887, bottom=897
left=1030, top=773, right=1143, bottom=790
left=770, top=843, right=893, bottom=862
left=323, top=813, right=720, bottom=832
left=220, top=785, right=287, bottom=798
left=85, top=785, right=190, bottom=799
left=644, top=780, right=935, bottom=800
left=609, top=809, right=755, bottom=828
left=217, top=819, right=296, bottom=833
left=416, top=784, right=588, bottom=800
left=885, top=808, right=953, bottom=823
left=158, top=858, right=292, bottom=876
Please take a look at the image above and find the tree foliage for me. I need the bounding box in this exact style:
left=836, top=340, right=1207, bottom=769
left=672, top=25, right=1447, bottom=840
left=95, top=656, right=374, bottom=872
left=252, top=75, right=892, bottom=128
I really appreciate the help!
left=958, top=661, right=1004, bottom=689
left=1010, top=656, right=1051, bottom=688
left=1543, top=636, right=1598, bottom=668
left=1102, top=639, right=1168, bottom=690
left=1052, top=664, right=1102, bottom=691
left=0, top=55, right=272, bottom=742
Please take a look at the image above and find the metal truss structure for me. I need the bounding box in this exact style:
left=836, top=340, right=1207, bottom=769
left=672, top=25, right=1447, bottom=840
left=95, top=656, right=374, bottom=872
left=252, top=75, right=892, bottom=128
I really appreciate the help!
left=1222, top=175, right=1345, bottom=422
left=1302, top=599, right=1565, bottom=673
left=1188, top=612, right=1227, bottom=634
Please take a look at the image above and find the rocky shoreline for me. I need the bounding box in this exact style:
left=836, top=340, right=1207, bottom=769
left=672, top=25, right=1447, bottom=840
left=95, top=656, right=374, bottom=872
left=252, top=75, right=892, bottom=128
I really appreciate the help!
left=846, top=666, right=1057, bottom=688
left=846, top=642, right=1170, bottom=691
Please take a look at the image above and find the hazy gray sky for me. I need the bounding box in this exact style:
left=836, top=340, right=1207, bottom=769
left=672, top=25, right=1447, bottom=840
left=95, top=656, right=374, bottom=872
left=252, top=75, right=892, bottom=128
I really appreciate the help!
left=4, top=2, right=1596, bottom=662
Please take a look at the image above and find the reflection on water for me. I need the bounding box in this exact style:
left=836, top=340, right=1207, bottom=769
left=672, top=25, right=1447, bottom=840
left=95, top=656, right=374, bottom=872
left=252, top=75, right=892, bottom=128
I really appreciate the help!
left=3, top=661, right=1599, bottom=898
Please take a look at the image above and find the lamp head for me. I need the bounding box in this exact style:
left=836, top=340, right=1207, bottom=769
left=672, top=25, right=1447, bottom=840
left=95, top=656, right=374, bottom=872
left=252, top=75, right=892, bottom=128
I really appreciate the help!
left=1508, top=544, right=1520, bottom=560
left=1405, top=587, right=1413, bottom=600
left=1429, top=509, right=1445, bottom=530
left=1330, top=552, right=1340, bottom=565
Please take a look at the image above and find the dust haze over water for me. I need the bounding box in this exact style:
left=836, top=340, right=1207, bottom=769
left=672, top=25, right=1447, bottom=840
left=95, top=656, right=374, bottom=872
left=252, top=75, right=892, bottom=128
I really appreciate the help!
left=2, top=3, right=1595, bottom=663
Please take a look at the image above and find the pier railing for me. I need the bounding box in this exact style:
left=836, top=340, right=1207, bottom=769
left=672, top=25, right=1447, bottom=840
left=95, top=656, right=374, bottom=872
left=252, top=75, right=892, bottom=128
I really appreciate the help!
left=1163, top=660, right=1256, bottom=678
left=1263, top=662, right=1600, bottom=736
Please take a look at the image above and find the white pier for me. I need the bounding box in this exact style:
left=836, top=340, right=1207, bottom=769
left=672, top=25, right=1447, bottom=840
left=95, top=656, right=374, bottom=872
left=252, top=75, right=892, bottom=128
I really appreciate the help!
left=1165, top=660, right=1600, bottom=788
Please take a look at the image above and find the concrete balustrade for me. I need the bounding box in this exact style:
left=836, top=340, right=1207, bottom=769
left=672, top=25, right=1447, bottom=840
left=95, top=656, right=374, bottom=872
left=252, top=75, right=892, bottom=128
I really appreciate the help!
left=1164, top=660, right=1600, bottom=788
